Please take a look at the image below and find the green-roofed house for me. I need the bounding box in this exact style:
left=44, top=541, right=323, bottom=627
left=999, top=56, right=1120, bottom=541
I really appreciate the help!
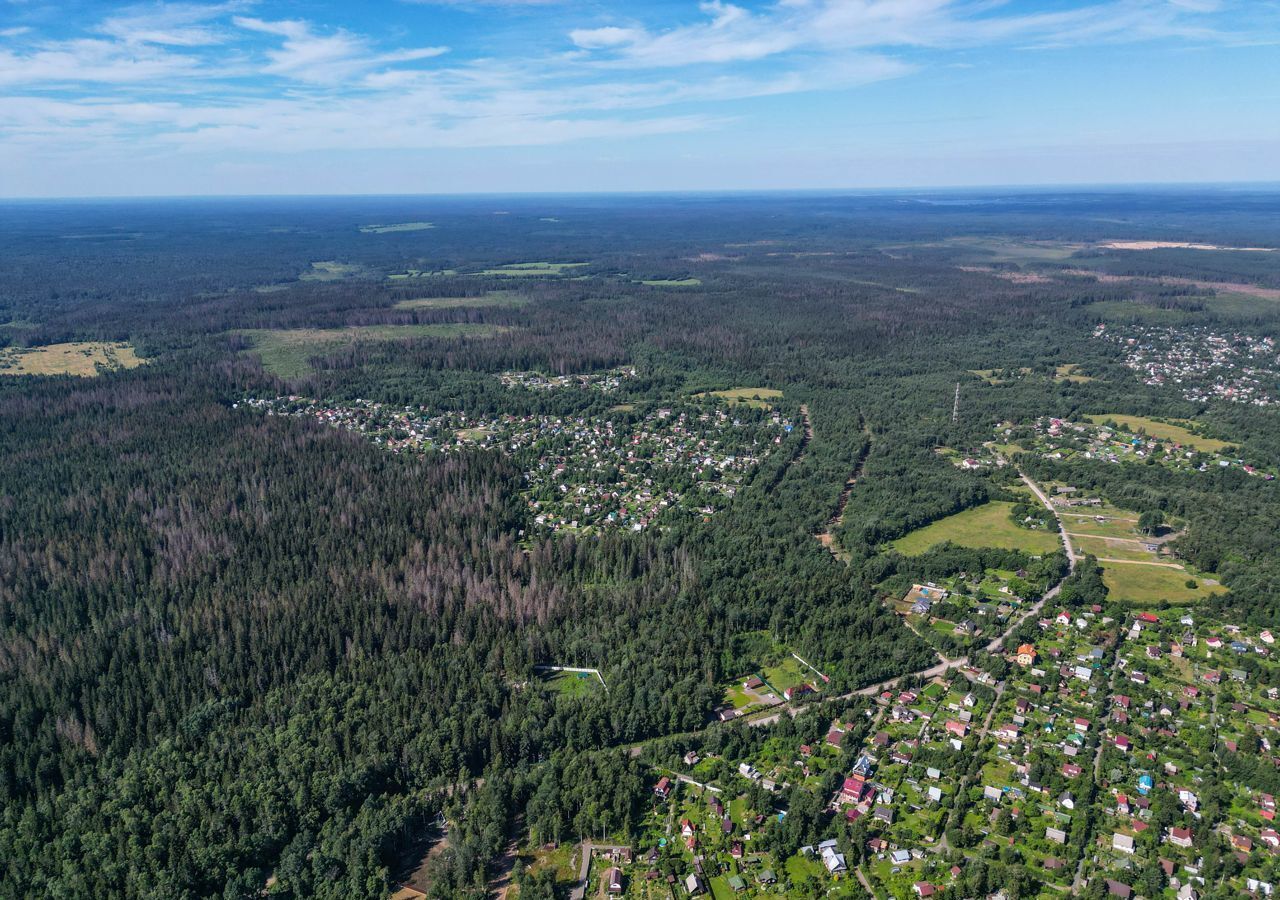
left=727, top=874, right=747, bottom=892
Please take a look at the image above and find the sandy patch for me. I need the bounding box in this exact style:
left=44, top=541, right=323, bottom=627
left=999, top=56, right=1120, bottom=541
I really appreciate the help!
left=1101, top=241, right=1275, bottom=252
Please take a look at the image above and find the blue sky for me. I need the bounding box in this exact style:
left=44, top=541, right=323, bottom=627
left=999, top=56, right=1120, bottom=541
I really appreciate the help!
left=1, top=0, right=1277, bottom=196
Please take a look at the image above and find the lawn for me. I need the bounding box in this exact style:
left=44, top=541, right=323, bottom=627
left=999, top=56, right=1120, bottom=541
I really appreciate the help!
left=392, top=291, right=527, bottom=310
left=893, top=502, right=1062, bottom=556
left=1085, top=414, right=1231, bottom=452
left=239, top=324, right=504, bottom=377
left=0, top=341, right=146, bottom=377
left=475, top=262, right=587, bottom=277
left=359, top=222, right=435, bottom=234
left=695, top=387, right=783, bottom=409
left=1101, top=562, right=1225, bottom=605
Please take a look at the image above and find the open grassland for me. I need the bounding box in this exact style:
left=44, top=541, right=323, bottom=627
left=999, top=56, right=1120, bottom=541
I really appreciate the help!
left=695, top=387, right=783, bottom=409
left=239, top=324, right=505, bottom=378
left=1101, top=562, right=1224, bottom=605
left=392, top=291, right=527, bottom=310
left=359, top=222, right=434, bottom=234
left=474, top=262, right=587, bottom=277
left=893, top=501, right=1062, bottom=556
left=897, top=236, right=1083, bottom=264
left=300, top=260, right=365, bottom=282
left=639, top=277, right=702, bottom=286
left=0, top=341, right=146, bottom=377
left=1085, top=414, right=1231, bottom=452
left=388, top=268, right=459, bottom=280
left=1055, top=363, right=1093, bottom=382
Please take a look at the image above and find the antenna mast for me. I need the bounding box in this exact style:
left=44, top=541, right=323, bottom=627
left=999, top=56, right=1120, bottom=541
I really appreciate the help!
left=952, top=382, right=960, bottom=424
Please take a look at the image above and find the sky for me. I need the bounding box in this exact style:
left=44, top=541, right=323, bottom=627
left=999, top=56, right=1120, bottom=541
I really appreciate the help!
left=0, top=0, right=1278, bottom=197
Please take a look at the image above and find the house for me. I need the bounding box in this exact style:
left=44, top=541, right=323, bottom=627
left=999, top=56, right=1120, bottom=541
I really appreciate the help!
left=1232, top=834, right=1253, bottom=852
left=826, top=729, right=846, bottom=748
left=840, top=775, right=872, bottom=805
left=743, top=675, right=764, bottom=690
left=685, top=874, right=705, bottom=895
left=604, top=867, right=624, bottom=894
left=784, top=683, right=814, bottom=701
left=684, top=751, right=700, bottom=766
left=726, top=874, right=746, bottom=893
left=1015, top=644, right=1037, bottom=666
left=1115, top=734, right=1131, bottom=752
left=821, top=845, right=847, bottom=873
left=1113, top=833, right=1136, bottom=854
left=680, top=819, right=695, bottom=837
left=757, top=870, right=777, bottom=885
left=1138, top=612, right=1159, bottom=624
left=914, top=882, right=938, bottom=897
left=1062, top=763, right=1083, bottom=778
left=654, top=777, right=671, bottom=799
left=1168, top=827, right=1193, bottom=848
left=1106, top=879, right=1133, bottom=899
left=1046, top=826, right=1067, bottom=844
left=1074, top=717, right=1091, bottom=732
left=945, top=720, right=969, bottom=738
left=1261, top=829, right=1280, bottom=849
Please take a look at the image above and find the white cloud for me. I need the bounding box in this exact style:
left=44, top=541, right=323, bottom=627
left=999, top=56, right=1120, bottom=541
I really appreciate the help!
left=98, top=2, right=245, bottom=47
left=233, top=16, right=447, bottom=83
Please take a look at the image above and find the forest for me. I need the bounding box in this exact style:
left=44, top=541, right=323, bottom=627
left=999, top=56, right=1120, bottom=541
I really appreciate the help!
left=2, top=190, right=1280, bottom=898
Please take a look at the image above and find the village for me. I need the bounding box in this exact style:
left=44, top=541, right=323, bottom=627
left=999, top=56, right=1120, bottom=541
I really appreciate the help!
left=1096, top=324, right=1280, bottom=408
left=553, top=598, right=1280, bottom=900
left=236, top=393, right=796, bottom=533
left=993, top=417, right=1272, bottom=480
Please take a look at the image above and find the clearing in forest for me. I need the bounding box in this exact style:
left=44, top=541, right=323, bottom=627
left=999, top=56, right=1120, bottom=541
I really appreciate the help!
left=300, top=260, right=366, bottom=281
left=892, top=501, right=1062, bottom=556
left=239, top=324, right=504, bottom=378
left=1100, top=241, right=1275, bottom=252
left=0, top=341, right=146, bottom=377
left=695, top=387, right=783, bottom=409
left=639, top=277, right=701, bottom=286
left=392, top=291, right=527, bottom=310
left=474, top=262, right=587, bottom=277
left=539, top=669, right=604, bottom=698
left=1084, top=415, right=1230, bottom=453
left=359, top=222, right=434, bottom=234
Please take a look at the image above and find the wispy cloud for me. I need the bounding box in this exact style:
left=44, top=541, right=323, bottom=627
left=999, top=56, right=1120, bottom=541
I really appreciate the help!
left=0, top=0, right=1265, bottom=189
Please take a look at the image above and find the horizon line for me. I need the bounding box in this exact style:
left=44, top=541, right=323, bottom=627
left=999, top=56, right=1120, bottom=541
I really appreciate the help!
left=4, top=180, right=1280, bottom=203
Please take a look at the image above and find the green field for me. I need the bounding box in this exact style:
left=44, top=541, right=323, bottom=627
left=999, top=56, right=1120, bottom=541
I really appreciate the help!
left=475, top=262, right=587, bottom=277
left=392, top=291, right=527, bottom=310
left=640, top=277, right=701, bottom=286
left=359, top=222, right=434, bottom=234
left=0, top=341, right=147, bottom=377
left=239, top=324, right=504, bottom=377
left=387, top=268, right=459, bottom=280
left=893, top=501, right=1062, bottom=556
left=1085, top=414, right=1231, bottom=452
left=1101, top=562, right=1224, bottom=605
left=695, top=387, right=783, bottom=409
